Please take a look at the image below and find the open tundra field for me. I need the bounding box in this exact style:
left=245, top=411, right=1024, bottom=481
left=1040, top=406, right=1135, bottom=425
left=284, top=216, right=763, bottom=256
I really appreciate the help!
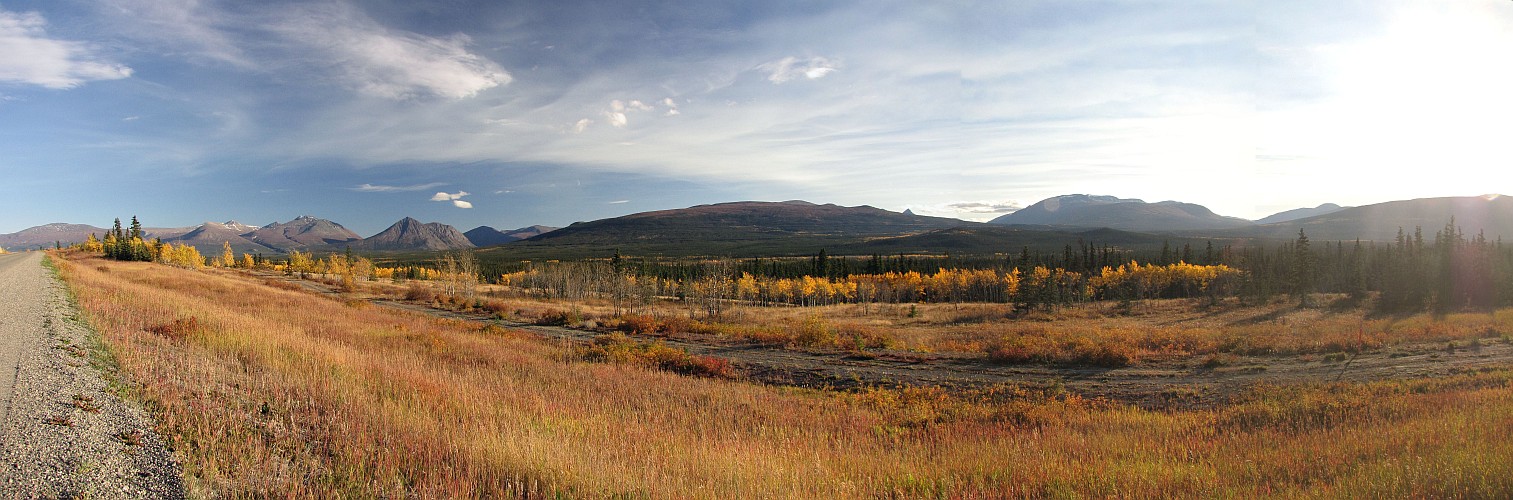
left=53, top=251, right=1513, bottom=497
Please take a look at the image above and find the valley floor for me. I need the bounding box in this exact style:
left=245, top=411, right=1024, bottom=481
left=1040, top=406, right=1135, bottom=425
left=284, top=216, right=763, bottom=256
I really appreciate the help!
left=51, top=251, right=1513, bottom=497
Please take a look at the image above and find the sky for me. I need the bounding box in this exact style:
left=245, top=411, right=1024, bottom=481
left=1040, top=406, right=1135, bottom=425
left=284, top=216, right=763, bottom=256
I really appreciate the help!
left=1, top=0, right=1511, bottom=236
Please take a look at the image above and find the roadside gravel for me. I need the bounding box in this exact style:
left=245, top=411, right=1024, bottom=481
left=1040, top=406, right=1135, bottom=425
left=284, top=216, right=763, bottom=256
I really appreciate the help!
left=0, top=252, right=183, bottom=498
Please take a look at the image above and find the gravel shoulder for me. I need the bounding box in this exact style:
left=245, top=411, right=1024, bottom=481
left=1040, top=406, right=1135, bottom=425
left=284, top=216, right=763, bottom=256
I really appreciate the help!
left=0, top=252, right=183, bottom=498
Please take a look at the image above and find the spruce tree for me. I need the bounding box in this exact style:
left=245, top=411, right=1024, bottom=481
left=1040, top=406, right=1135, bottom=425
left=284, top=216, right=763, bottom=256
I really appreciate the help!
left=1292, top=229, right=1314, bottom=306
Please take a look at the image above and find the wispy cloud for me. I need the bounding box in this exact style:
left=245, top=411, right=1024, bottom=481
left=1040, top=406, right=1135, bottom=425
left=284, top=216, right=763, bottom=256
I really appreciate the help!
left=947, top=201, right=1023, bottom=214
left=352, top=182, right=446, bottom=192
left=268, top=3, right=509, bottom=99
left=0, top=8, right=132, bottom=88
left=608, top=199, right=629, bottom=204
left=97, top=1, right=508, bottom=100
left=431, top=190, right=472, bottom=208
left=759, top=56, right=838, bottom=84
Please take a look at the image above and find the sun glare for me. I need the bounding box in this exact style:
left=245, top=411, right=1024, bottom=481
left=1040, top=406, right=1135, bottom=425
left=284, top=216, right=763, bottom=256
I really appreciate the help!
left=1259, top=2, right=1513, bottom=204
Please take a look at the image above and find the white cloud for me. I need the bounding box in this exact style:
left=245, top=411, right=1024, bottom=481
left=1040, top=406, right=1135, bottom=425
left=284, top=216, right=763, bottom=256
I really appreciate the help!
left=946, top=201, right=1024, bottom=214
left=604, top=110, right=628, bottom=128
left=601, top=98, right=665, bottom=128
left=431, top=190, right=472, bottom=208
left=0, top=8, right=132, bottom=88
left=759, top=56, right=838, bottom=84
left=99, top=1, right=507, bottom=100
left=430, top=190, right=469, bottom=201
left=271, top=4, right=510, bottom=99
left=352, top=182, right=445, bottom=192
left=608, top=200, right=630, bottom=204
left=572, top=118, right=593, bottom=133
left=663, top=97, right=680, bottom=116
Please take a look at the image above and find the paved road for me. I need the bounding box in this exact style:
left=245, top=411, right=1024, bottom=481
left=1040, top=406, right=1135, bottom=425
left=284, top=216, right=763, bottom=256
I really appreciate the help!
left=0, top=251, right=43, bottom=424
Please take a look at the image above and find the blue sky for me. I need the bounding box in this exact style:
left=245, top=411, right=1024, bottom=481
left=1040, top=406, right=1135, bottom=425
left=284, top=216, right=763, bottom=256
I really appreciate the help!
left=2, top=0, right=1511, bottom=236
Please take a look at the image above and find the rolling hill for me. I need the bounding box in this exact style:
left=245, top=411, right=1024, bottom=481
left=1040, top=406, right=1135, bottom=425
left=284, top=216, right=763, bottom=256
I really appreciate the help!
left=1222, top=195, right=1513, bottom=242
left=479, top=201, right=974, bottom=258
left=0, top=223, right=108, bottom=250
left=244, top=216, right=362, bottom=251
left=1257, top=203, right=1347, bottom=225
left=990, top=195, right=1253, bottom=232
left=463, top=225, right=559, bottom=247
left=528, top=201, right=970, bottom=244
left=827, top=226, right=1216, bottom=256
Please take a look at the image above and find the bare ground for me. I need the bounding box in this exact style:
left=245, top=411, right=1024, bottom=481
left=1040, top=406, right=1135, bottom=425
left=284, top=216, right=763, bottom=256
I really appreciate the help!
left=276, top=272, right=1513, bottom=410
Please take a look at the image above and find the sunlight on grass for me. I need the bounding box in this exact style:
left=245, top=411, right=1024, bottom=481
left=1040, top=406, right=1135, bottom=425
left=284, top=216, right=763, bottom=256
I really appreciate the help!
left=55, top=253, right=1513, bottom=497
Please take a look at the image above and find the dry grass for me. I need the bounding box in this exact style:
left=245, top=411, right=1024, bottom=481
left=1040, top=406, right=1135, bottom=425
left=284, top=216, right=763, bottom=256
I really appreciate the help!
left=56, top=253, right=1513, bottom=497
left=456, top=288, right=1512, bottom=364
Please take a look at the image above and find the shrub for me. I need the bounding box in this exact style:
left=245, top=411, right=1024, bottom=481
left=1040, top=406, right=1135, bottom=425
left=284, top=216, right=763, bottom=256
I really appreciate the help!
left=793, top=316, right=838, bottom=347
left=1202, top=353, right=1238, bottom=369
left=618, top=314, right=661, bottom=334
left=146, top=317, right=203, bottom=340
left=404, top=283, right=435, bottom=302
left=1064, top=339, right=1133, bottom=367
left=576, top=333, right=734, bottom=378
left=536, top=309, right=581, bottom=327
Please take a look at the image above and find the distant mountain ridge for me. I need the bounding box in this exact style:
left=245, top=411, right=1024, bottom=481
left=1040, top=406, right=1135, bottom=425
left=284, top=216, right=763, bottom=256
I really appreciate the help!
left=166, top=222, right=269, bottom=255
left=463, top=225, right=559, bottom=247
left=1223, top=195, right=1513, bottom=241
left=348, top=217, right=473, bottom=251
left=244, top=215, right=361, bottom=251
left=990, top=194, right=1253, bottom=232
left=1256, top=203, right=1346, bottom=225
left=0, top=223, right=108, bottom=250
left=524, top=200, right=971, bottom=246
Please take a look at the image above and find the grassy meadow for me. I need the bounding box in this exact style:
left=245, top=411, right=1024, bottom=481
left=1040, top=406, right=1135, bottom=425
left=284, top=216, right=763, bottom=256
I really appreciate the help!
left=53, top=252, right=1513, bottom=497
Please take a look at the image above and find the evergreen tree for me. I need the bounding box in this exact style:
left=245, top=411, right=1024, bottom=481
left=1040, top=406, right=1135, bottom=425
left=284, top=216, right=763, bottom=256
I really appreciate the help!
left=1292, top=229, right=1314, bottom=306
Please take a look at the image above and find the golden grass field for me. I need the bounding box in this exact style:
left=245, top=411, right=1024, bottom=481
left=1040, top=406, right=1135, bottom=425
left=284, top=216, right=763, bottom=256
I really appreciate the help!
left=54, top=252, right=1513, bottom=498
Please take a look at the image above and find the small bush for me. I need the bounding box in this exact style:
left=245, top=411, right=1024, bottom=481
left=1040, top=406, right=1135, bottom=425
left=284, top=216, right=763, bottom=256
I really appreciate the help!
left=1202, top=353, right=1238, bottom=369
left=479, top=300, right=511, bottom=316
left=146, top=317, right=203, bottom=340
left=404, top=284, right=436, bottom=302
left=659, top=316, right=697, bottom=335
left=576, top=333, right=734, bottom=378
left=985, top=338, right=1038, bottom=364
left=793, top=316, right=838, bottom=347
left=618, top=314, right=661, bottom=334
left=536, top=309, right=581, bottom=327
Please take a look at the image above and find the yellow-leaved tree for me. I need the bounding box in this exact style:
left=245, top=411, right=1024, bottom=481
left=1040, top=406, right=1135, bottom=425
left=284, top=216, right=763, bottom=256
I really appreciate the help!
left=83, top=234, right=104, bottom=253
left=216, top=242, right=235, bottom=268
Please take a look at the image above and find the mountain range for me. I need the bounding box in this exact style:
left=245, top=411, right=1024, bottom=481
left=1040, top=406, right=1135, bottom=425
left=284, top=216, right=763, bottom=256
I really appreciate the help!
left=989, top=194, right=1254, bottom=232
left=3, top=195, right=1508, bottom=256
left=346, top=217, right=474, bottom=252
left=463, top=225, right=559, bottom=247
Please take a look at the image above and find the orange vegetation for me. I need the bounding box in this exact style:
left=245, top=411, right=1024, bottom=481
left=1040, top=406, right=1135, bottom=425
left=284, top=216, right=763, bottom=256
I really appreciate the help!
left=54, top=252, right=1513, bottom=498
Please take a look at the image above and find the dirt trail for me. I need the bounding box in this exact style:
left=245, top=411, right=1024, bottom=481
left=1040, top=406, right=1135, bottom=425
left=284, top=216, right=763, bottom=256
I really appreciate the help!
left=279, top=273, right=1513, bottom=409
left=0, top=252, right=183, bottom=498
